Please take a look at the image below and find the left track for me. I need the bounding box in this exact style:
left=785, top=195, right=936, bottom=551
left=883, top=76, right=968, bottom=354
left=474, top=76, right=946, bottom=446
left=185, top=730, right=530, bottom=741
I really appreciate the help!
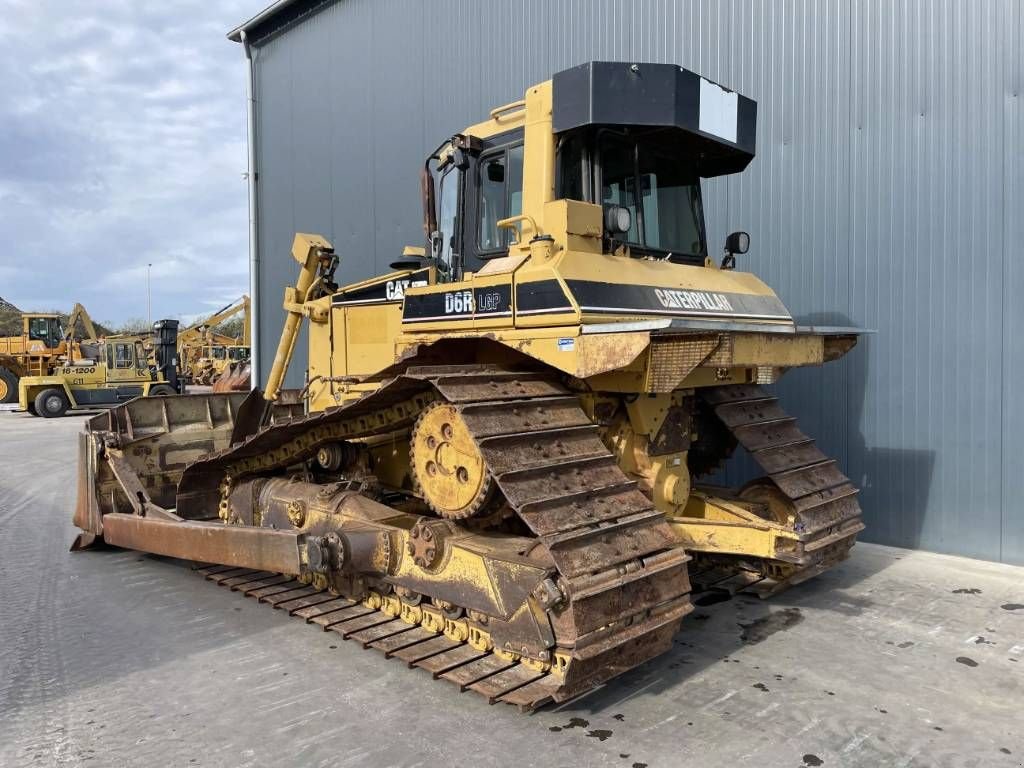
left=193, top=564, right=565, bottom=711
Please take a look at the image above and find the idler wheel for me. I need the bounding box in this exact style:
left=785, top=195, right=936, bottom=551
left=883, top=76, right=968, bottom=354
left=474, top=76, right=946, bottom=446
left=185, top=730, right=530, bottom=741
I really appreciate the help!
left=410, top=402, right=492, bottom=519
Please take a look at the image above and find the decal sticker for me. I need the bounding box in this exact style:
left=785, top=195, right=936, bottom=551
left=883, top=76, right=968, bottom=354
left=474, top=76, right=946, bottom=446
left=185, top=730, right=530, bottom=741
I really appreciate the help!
left=333, top=269, right=431, bottom=307
left=654, top=289, right=734, bottom=312
left=475, top=290, right=504, bottom=313
left=402, top=283, right=513, bottom=323
left=557, top=337, right=575, bottom=352
left=564, top=279, right=791, bottom=320
left=444, top=290, right=475, bottom=314
left=698, top=78, right=738, bottom=143
left=385, top=278, right=428, bottom=301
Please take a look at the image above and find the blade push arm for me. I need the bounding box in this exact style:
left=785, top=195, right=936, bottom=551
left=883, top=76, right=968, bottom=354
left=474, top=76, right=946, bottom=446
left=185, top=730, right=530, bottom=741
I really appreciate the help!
left=264, top=233, right=337, bottom=401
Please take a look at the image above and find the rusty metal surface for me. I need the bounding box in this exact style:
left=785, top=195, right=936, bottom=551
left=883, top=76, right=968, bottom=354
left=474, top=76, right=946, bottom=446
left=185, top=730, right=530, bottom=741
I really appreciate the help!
left=101, top=514, right=305, bottom=575
left=644, top=334, right=721, bottom=392
left=700, top=384, right=866, bottom=580
left=212, top=361, right=251, bottom=392
left=162, top=366, right=693, bottom=703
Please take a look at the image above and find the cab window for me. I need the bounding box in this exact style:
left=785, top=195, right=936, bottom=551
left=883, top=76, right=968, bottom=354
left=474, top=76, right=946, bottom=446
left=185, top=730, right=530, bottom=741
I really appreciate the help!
left=112, top=343, right=133, bottom=368
left=436, top=165, right=461, bottom=281
left=477, top=143, right=523, bottom=253
left=28, top=317, right=62, bottom=347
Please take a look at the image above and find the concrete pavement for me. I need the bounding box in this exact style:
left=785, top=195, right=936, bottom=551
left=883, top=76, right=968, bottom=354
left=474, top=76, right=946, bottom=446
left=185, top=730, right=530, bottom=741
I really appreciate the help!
left=0, top=410, right=1021, bottom=767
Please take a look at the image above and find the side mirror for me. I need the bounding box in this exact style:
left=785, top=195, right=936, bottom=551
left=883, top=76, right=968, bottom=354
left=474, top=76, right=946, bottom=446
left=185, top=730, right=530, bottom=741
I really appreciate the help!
left=603, top=204, right=632, bottom=236
left=721, top=231, right=750, bottom=269
left=420, top=167, right=437, bottom=241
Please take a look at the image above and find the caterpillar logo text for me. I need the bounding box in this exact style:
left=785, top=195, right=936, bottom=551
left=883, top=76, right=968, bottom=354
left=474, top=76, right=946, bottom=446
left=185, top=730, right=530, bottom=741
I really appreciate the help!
left=654, top=289, right=734, bottom=312
left=385, top=278, right=427, bottom=301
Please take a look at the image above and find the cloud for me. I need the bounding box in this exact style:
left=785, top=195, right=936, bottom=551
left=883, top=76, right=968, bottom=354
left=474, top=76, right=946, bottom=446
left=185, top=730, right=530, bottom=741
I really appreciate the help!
left=0, top=0, right=256, bottom=326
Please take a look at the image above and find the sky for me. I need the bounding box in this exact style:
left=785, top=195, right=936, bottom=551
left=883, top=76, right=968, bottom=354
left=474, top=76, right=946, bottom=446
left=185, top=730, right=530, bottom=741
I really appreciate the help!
left=0, top=0, right=260, bottom=327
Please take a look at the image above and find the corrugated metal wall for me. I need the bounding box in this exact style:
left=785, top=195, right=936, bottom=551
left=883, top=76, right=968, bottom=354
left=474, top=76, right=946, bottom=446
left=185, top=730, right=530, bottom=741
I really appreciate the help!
left=247, top=0, right=1024, bottom=564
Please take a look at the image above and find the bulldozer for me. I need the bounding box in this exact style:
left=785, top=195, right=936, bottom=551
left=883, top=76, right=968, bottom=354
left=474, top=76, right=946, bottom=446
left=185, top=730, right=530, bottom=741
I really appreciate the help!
left=193, top=343, right=251, bottom=386
left=20, top=320, right=182, bottom=417
left=210, top=345, right=252, bottom=392
left=0, top=304, right=100, bottom=404
left=72, top=62, right=864, bottom=709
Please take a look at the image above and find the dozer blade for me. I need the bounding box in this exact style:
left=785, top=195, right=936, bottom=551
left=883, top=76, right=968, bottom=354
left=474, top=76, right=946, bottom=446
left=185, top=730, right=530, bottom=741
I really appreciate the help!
left=212, top=361, right=251, bottom=392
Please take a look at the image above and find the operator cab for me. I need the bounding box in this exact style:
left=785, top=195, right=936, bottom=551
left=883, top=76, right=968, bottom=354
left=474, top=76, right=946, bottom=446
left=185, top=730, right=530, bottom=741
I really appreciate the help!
left=418, top=62, right=756, bottom=282
left=25, top=314, right=64, bottom=350
left=103, top=339, right=148, bottom=374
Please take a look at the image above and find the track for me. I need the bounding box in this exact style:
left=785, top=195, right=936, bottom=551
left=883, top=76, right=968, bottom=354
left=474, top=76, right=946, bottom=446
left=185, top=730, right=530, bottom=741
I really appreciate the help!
left=698, top=384, right=865, bottom=591
left=188, top=555, right=765, bottom=712
left=178, top=366, right=693, bottom=703
left=100, top=374, right=861, bottom=706
left=194, top=563, right=566, bottom=711
left=186, top=547, right=821, bottom=712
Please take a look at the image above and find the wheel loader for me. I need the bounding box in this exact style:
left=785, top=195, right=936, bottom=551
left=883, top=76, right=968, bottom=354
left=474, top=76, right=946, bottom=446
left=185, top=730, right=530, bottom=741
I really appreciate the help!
left=72, top=62, right=864, bottom=709
left=21, top=320, right=183, bottom=417
left=0, top=303, right=101, bottom=403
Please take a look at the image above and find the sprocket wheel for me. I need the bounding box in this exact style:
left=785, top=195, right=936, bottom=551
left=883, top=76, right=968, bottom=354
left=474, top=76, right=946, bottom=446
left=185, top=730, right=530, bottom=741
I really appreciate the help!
left=410, top=402, right=492, bottom=520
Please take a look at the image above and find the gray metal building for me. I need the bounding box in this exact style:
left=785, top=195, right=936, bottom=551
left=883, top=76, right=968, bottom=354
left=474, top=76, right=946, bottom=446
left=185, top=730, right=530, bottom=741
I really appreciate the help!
left=229, top=0, right=1023, bottom=565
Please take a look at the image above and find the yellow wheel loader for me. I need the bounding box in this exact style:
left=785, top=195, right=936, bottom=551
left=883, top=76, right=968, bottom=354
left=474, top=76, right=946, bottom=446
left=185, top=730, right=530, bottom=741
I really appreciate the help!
left=21, top=320, right=183, bottom=417
left=72, top=63, right=864, bottom=709
left=0, top=313, right=73, bottom=403
left=0, top=303, right=100, bottom=403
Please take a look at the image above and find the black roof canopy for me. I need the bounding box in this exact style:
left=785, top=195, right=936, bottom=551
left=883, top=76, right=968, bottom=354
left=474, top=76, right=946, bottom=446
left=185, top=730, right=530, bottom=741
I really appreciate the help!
left=552, top=61, right=757, bottom=177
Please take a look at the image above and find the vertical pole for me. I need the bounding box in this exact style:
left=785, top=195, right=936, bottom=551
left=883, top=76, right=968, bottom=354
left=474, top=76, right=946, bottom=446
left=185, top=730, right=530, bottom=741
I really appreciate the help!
left=147, top=263, right=152, bottom=328
left=241, top=31, right=259, bottom=390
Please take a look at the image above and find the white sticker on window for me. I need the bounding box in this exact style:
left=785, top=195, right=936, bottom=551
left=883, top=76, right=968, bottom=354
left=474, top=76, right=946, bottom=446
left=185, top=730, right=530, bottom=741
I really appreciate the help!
left=698, top=78, right=738, bottom=143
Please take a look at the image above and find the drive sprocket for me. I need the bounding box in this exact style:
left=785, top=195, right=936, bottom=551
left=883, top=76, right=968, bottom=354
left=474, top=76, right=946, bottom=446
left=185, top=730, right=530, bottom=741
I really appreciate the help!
left=410, top=401, right=493, bottom=520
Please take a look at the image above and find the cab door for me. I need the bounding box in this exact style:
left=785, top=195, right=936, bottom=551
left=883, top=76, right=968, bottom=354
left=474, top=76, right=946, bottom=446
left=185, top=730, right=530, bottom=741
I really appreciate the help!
left=104, top=341, right=146, bottom=399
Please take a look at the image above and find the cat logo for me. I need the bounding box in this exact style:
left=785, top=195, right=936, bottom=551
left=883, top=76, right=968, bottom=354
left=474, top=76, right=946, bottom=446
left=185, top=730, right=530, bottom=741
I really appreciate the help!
left=386, top=278, right=428, bottom=301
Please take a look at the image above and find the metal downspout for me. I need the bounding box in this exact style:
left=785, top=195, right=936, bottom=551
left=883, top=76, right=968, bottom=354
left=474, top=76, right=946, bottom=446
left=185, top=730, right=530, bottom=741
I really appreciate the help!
left=241, top=30, right=259, bottom=390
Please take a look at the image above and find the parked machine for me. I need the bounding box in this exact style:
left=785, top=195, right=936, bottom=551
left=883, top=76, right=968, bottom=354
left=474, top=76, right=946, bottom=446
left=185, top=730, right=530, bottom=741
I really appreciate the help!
left=0, top=305, right=100, bottom=404
left=20, top=320, right=182, bottom=417
left=72, top=63, right=864, bottom=709
left=178, top=296, right=250, bottom=384
left=210, top=345, right=252, bottom=392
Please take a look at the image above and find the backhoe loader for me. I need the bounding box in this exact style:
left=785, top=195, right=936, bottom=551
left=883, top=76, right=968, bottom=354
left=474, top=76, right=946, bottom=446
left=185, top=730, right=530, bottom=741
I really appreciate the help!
left=72, top=62, right=863, bottom=709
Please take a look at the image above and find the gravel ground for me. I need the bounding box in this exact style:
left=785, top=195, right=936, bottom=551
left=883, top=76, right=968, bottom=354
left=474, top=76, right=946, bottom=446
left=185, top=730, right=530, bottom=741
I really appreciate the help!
left=0, top=410, right=1021, bottom=768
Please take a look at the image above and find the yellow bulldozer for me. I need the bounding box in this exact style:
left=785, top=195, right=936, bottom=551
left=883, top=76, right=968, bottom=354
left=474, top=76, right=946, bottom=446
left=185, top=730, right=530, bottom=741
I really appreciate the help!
left=72, top=62, right=863, bottom=709
left=0, top=303, right=99, bottom=403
